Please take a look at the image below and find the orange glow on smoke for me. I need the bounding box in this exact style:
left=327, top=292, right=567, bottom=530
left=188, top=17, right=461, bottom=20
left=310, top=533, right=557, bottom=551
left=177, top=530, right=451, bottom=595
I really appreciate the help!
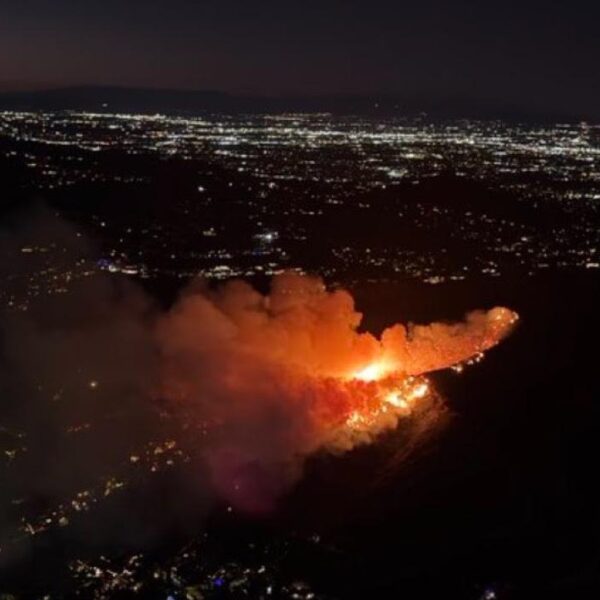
left=158, top=272, right=518, bottom=510
left=352, top=361, right=390, bottom=382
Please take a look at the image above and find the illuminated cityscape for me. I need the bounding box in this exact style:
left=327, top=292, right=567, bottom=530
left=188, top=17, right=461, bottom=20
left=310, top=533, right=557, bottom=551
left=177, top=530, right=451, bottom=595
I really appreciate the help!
left=1, top=111, right=598, bottom=313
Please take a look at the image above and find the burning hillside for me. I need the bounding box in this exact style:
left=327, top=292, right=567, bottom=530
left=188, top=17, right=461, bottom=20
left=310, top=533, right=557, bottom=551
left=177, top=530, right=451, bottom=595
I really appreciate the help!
left=158, top=272, right=518, bottom=510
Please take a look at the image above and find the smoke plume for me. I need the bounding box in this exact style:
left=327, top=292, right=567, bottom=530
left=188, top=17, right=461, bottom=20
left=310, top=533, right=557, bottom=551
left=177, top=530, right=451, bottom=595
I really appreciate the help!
left=0, top=209, right=518, bottom=522
left=157, top=272, right=517, bottom=510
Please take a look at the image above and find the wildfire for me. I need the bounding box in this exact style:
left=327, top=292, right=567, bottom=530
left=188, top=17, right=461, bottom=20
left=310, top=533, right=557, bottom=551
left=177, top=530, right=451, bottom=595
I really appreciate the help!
left=157, top=272, right=518, bottom=509
left=351, top=362, right=429, bottom=412
left=353, top=362, right=390, bottom=382
left=332, top=362, right=433, bottom=440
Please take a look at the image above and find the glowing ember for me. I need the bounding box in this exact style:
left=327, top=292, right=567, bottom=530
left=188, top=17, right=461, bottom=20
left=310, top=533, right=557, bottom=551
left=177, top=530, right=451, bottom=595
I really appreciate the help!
left=385, top=391, right=408, bottom=409
left=410, top=382, right=429, bottom=399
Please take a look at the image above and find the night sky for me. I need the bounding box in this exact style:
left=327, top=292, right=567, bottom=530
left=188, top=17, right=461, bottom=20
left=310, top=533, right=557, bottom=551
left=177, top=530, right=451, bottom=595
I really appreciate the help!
left=1, top=0, right=599, bottom=118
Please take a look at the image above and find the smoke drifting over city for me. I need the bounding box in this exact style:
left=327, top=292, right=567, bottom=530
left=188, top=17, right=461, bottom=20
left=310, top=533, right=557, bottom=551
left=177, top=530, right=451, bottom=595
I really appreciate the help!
left=0, top=210, right=517, bottom=523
